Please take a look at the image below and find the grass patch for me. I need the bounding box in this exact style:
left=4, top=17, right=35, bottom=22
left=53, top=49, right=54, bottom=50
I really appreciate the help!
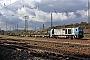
left=84, top=34, right=90, bottom=38
left=0, top=35, right=51, bottom=42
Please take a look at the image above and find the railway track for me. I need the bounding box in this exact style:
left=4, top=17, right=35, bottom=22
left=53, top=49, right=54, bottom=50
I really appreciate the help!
left=0, top=38, right=90, bottom=60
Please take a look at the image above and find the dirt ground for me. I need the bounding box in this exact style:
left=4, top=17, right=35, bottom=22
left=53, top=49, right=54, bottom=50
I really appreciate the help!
left=0, top=35, right=90, bottom=60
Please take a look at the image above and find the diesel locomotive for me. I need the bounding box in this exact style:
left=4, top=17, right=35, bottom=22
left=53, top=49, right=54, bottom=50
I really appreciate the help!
left=50, top=27, right=84, bottom=39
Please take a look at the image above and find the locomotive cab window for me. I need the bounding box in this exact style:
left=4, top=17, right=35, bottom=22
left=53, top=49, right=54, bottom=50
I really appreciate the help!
left=52, top=29, right=54, bottom=34
left=76, top=29, right=77, bottom=31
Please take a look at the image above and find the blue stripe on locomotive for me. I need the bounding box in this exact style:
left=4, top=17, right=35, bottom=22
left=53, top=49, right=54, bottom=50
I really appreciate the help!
left=74, top=27, right=79, bottom=35
left=73, top=27, right=83, bottom=35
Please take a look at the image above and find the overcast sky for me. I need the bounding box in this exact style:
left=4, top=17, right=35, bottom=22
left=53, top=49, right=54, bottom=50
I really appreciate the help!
left=0, top=0, right=89, bottom=30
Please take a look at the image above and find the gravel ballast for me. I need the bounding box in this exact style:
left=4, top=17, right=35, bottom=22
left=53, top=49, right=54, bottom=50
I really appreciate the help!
left=0, top=46, right=45, bottom=60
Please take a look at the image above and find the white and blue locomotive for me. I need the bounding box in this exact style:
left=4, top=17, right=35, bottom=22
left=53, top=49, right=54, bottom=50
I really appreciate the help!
left=50, top=27, right=84, bottom=39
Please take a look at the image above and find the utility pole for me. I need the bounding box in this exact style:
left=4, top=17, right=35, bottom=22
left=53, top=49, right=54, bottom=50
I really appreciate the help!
left=35, top=27, right=36, bottom=32
left=6, top=21, right=7, bottom=31
left=25, top=16, right=28, bottom=33
left=51, top=13, right=52, bottom=29
left=0, top=27, right=1, bottom=30
left=50, top=9, right=56, bottom=29
left=17, top=23, right=18, bottom=32
left=9, top=26, right=11, bottom=31
left=43, top=24, right=44, bottom=30
left=88, top=0, right=90, bottom=40
left=13, top=25, right=14, bottom=32
left=14, top=24, right=17, bottom=32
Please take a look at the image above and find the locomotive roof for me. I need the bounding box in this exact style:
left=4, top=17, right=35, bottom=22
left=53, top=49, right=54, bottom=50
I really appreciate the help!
left=51, top=27, right=82, bottom=30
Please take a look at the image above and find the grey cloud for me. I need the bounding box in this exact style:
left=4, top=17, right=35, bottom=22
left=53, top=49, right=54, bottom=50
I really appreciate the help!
left=0, top=0, right=88, bottom=30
